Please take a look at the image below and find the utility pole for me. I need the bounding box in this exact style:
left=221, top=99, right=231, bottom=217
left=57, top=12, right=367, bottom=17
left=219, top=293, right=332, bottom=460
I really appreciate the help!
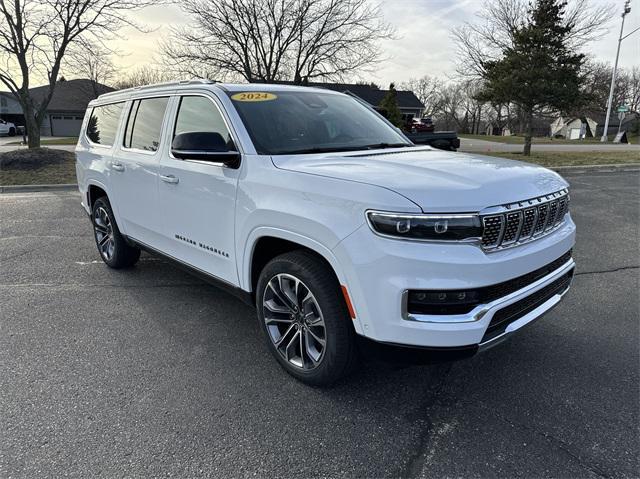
left=601, top=0, right=632, bottom=142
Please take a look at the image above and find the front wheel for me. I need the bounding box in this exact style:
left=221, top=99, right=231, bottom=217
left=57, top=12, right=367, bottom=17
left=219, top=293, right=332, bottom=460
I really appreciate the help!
left=92, top=196, right=140, bottom=269
left=256, top=251, right=358, bottom=386
left=8, top=127, right=16, bottom=137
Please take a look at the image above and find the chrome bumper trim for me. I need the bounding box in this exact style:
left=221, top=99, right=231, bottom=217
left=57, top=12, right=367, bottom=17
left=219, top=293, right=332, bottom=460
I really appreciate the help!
left=402, top=258, right=575, bottom=324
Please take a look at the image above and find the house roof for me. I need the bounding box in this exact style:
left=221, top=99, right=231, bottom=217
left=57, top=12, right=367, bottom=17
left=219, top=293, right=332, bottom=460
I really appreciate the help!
left=555, top=111, right=639, bottom=128
left=307, top=82, right=425, bottom=110
left=28, top=79, right=114, bottom=112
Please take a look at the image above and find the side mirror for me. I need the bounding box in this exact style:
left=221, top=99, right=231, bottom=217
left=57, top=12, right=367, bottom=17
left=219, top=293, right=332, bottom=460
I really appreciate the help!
left=171, top=132, right=240, bottom=167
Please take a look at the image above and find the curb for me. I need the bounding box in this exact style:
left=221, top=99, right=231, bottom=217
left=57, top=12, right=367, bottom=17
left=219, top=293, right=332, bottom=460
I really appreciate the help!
left=0, top=183, right=77, bottom=193
left=551, top=163, right=640, bottom=172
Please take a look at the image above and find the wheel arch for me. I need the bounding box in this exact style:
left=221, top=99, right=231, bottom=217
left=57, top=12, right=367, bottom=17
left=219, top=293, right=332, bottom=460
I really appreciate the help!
left=87, top=182, right=109, bottom=210
left=242, top=228, right=348, bottom=296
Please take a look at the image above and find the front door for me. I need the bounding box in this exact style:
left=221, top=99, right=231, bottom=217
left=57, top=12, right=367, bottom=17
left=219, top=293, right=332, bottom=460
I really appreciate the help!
left=157, top=94, right=241, bottom=286
left=109, top=96, right=171, bottom=246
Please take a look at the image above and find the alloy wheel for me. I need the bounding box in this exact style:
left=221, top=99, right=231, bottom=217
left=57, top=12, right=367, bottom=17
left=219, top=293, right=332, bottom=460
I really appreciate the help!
left=262, top=273, right=327, bottom=370
left=93, top=206, right=115, bottom=261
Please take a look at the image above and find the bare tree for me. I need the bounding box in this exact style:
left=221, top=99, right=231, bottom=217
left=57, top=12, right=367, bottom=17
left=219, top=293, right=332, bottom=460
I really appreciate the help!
left=626, top=66, right=640, bottom=113
left=65, top=43, right=117, bottom=97
left=580, top=60, right=630, bottom=113
left=113, top=65, right=176, bottom=90
left=163, top=0, right=393, bottom=84
left=399, top=76, right=442, bottom=117
left=453, top=0, right=614, bottom=78
left=0, top=0, right=156, bottom=148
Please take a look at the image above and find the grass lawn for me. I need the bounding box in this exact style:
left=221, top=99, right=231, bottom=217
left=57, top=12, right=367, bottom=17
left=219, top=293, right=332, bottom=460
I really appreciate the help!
left=7, top=137, right=78, bottom=146
left=481, top=151, right=640, bottom=167
left=460, top=134, right=638, bottom=145
left=0, top=148, right=77, bottom=185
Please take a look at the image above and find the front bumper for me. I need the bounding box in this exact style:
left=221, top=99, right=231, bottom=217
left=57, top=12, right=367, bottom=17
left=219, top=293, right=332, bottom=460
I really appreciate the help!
left=332, top=215, right=576, bottom=348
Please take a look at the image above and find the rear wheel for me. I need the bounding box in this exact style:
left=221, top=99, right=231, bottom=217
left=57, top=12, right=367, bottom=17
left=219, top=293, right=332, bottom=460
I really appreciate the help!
left=92, top=196, right=140, bottom=269
left=8, top=127, right=16, bottom=137
left=256, top=251, right=358, bottom=385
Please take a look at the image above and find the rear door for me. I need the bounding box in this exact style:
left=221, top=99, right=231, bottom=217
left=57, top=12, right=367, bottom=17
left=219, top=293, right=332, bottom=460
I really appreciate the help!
left=157, top=93, right=242, bottom=285
left=109, top=96, right=171, bottom=245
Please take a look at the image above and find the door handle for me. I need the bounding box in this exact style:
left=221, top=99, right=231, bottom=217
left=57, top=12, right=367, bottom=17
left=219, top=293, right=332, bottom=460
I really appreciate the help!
left=160, top=174, right=179, bottom=184
left=111, top=162, right=125, bottom=172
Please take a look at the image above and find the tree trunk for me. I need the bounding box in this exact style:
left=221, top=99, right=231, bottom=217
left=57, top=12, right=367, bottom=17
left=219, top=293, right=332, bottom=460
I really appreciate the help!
left=523, top=109, right=533, bottom=156
left=24, top=105, right=41, bottom=149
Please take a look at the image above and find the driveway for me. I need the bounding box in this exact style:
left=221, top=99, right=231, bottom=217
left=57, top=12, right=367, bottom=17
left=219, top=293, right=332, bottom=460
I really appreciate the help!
left=0, top=135, right=22, bottom=146
left=0, top=136, right=76, bottom=152
left=460, top=137, right=640, bottom=153
left=0, top=169, right=638, bottom=477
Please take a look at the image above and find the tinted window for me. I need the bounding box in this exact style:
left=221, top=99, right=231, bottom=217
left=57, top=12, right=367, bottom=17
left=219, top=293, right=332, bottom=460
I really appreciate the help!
left=174, top=96, right=234, bottom=148
left=228, top=91, right=410, bottom=155
left=86, top=103, right=124, bottom=145
left=123, top=97, right=169, bottom=152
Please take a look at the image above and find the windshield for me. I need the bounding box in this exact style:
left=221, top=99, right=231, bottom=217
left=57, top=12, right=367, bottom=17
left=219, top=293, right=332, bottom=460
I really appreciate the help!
left=227, top=90, right=412, bottom=155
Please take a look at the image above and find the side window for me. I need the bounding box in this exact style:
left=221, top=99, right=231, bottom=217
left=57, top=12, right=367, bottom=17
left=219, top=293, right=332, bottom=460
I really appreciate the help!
left=174, top=96, right=235, bottom=150
left=123, top=97, right=169, bottom=152
left=86, top=103, right=124, bottom=146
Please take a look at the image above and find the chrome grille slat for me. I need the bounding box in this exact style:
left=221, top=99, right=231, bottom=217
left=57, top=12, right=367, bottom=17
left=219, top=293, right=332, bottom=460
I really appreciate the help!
left=546, top=200, right=559, bottom=231
left=502, top=211, right=522, bottom=244
left=520, top=207, right=537, bottom=239
left=481, top=189, right=569, bottom=251
left=482, top=215, right=504, bottom=247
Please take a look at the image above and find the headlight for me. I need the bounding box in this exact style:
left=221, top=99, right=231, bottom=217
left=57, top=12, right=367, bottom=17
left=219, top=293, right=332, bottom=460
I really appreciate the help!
left=366, top=211, right=482, bottom=241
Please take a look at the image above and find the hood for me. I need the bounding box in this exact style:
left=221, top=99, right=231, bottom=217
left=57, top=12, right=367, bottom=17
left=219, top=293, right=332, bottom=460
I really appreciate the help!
left=271, top=147, right=569, bottom=212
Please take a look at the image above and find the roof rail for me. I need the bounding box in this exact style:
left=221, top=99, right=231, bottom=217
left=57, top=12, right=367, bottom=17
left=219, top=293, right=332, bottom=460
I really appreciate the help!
left=97, top=78, right=216, bottom=100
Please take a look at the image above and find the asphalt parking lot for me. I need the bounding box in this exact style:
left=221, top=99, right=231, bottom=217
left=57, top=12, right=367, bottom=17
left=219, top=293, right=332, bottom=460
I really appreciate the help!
left=1, top=168, right=638, bottom=478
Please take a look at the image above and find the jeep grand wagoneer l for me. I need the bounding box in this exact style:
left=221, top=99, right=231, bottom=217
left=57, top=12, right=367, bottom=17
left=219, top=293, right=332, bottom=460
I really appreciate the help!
left=76, top=80, right=575, bottom=385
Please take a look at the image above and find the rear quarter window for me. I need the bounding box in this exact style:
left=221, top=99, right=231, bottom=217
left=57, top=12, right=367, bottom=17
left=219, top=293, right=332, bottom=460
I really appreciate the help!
left=86, top=103, right=124, bottom=146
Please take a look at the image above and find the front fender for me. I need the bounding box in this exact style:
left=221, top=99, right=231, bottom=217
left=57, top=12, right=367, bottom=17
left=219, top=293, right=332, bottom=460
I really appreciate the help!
left=240, top=226, right=348, bottom=292
left=240, top=226, right=367, bottom=335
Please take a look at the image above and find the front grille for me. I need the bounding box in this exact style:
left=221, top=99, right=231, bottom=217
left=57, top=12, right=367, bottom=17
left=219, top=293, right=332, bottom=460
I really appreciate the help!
left=481, top=189, right=569, bottom=250
left=482, top=269, right=573, bottom=342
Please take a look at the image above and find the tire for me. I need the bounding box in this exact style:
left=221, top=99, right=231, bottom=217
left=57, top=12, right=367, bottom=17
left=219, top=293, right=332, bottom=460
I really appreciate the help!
left=91, top=196, right=140, bottom=269
left=256, top=251, right=358, bottom=386
left=8, top=127, right=16, bottom=137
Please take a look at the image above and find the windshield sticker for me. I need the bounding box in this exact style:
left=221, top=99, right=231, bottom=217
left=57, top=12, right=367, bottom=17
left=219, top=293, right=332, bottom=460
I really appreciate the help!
left=231, top=92, right=278, bottom=102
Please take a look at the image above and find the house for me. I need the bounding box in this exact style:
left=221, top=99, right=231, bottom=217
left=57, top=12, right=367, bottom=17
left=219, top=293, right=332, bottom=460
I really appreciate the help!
left=485, top=124, right=511, bottom=136
left=302, top=82, right=425, bottom=120
left=0, top=78, right=113, bottom=137
left=550, top=116, right=598, bottom=139
left=550, top=112, right=639, bottom=139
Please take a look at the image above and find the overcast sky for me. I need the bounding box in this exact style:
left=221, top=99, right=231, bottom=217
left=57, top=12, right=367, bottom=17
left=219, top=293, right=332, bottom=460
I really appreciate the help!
left=104, top=0, right=638, bottom=85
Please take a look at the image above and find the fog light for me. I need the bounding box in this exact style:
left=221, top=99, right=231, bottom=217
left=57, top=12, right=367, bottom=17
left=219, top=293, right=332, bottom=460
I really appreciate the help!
left=407, top=289, right=481, bottom=315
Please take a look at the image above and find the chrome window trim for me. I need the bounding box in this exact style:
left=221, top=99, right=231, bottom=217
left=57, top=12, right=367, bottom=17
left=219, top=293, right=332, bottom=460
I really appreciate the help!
left=121, top=96, right=171, bottom=155
left=167, top=92, right=244, bottom=168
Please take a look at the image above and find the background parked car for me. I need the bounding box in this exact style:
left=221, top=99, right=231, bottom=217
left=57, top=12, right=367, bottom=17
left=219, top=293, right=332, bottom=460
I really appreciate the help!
left=0, top=119, right=17, bottom=136
left=405, top=117, right=434, bottom=133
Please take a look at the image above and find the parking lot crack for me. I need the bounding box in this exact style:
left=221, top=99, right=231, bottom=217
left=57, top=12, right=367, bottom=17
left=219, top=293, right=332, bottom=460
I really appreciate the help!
left=575, top=265, right=639, bottom=276
left=489, top=408, right=611, bottom=479
left=400, top=363, right=455, bottom=479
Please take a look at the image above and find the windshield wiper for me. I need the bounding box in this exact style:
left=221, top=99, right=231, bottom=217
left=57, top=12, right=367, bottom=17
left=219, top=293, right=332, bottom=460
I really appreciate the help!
left=272, top=143, right=414, bottom=155
left=361, top=142, right=414, bottom=150
left=272, top=146, right=367, bottom=155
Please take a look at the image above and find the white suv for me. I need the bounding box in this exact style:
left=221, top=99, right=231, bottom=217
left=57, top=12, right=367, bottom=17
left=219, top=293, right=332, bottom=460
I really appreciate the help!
left=0, top=119, right=17, bottom=136
left=76, top=80, right=576, bottom=385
